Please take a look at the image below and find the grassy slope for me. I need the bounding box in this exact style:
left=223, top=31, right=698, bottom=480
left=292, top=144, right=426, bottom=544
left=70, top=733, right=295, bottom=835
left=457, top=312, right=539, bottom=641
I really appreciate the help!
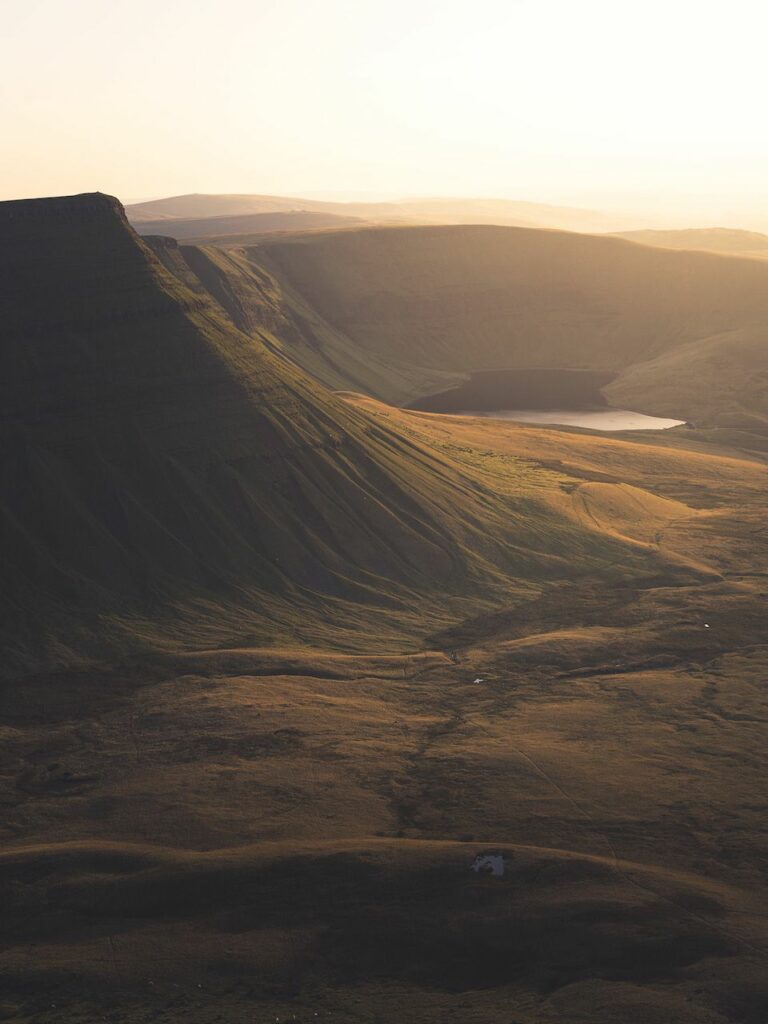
left=239, top=225, right=768, bottom=430
left=0, top=197, right=669, bottom=677
left=1, top=838, right=763, bottom=1024
left=1, top=406, right=766, bottom=1022
left=145, top=236, right=422, bottom=399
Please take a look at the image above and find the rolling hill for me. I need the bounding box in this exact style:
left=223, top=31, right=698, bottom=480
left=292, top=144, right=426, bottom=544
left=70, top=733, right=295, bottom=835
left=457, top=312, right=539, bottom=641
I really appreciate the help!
left=130, top=209, right=368, bottom=242
left=148, top=224, right=768, bottom=433
left=126, top=192, right=639, bottom=240
left=126, top=192, right=377, bottom=222
left=2, top=395, right=767, bottom=1022
left=256, top=226, right=768, bottom=430
left=614, top=227, right=768, bottom=260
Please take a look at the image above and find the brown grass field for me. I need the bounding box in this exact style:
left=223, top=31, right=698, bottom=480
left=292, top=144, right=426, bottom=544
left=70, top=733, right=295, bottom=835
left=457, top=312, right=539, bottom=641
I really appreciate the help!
left=2, top=399, right=767, bottom=1023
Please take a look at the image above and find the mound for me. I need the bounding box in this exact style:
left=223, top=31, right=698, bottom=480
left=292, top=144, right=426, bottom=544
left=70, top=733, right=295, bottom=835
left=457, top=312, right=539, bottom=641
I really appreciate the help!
left=1, top=838, right=760, bottom=1024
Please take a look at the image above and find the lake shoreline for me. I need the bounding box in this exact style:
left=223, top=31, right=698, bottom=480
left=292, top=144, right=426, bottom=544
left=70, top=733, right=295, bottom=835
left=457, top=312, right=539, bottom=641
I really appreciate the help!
left=458, top=408, right=686, bottom=431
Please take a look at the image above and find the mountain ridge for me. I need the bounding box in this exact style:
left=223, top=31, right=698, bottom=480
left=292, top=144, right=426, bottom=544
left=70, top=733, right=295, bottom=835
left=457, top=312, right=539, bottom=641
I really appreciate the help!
left=125, top=191, right=637, bottom=237
left=2, top=194, right=665, bottom=676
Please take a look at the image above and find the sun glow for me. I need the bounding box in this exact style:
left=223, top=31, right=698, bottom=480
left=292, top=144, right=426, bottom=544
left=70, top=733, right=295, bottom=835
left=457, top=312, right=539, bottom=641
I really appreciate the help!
left=2, top=0, right=768, bottom=225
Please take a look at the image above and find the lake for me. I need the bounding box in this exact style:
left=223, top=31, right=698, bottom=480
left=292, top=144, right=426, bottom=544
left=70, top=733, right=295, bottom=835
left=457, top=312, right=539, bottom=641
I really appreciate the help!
left=408, top=369, right=685, bottom=431
left=460, top=409, right=685, bottom=431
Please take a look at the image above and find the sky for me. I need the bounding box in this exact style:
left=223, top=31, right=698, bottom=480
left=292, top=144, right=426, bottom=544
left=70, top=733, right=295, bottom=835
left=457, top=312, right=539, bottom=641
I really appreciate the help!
left=2, top=0, right=768, bottom=227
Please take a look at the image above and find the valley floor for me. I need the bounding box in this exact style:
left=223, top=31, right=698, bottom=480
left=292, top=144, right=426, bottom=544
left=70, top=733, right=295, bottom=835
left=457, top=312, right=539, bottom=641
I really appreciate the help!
left=2, top=409, right=767, bottom=1024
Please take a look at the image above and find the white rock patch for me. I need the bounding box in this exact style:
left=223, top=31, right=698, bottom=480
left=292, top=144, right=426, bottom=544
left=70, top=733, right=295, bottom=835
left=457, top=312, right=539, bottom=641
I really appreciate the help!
left=471, top=854, right=505, bottom=877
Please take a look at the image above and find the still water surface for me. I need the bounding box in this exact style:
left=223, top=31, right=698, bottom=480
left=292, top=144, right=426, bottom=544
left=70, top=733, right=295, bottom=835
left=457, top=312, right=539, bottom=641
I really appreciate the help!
left=460, top=409, right=685, bottom=431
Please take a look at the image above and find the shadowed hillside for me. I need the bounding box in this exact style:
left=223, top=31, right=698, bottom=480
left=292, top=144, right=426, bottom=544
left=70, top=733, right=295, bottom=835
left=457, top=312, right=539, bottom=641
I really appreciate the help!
left=144, top=235, right=427, bottom=400
left=132, top=209, right=368, bottom=241
left=2, top=398, right=767, bottom=1021
left=241, top=225, right=768, bottom=430
left=1, top=195, right=669, bottom=677
left=148, top=224, right=768, bottom=433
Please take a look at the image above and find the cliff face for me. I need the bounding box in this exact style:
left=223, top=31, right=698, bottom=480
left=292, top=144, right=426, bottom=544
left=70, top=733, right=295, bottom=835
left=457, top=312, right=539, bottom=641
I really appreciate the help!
left=0, top=194, right=245, bottom=431
left=0, top=194, right=170, bottom=338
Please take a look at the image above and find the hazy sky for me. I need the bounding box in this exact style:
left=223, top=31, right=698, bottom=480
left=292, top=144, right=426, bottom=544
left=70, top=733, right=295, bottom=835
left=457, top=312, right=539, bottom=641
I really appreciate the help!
left=2, top=0, right=768, bottom=225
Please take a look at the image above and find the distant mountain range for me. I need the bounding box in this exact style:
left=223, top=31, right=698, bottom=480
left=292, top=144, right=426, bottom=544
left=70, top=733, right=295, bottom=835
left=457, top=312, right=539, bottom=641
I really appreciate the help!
left=614, top=227, right=768, bottom=259
left=128, top=195, right=768, bottom=262
left=126, top=192, right=640, bottom=241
